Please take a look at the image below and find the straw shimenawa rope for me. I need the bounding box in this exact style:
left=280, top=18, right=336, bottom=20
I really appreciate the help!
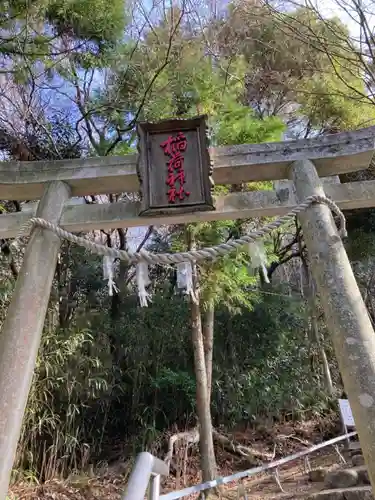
left=15, top=195, right=346, bottom=265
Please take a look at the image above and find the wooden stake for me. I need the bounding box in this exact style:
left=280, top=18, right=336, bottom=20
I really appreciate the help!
left=0, top=181, right=71, bottom=499
left=290, top=159, right=375, bottom=491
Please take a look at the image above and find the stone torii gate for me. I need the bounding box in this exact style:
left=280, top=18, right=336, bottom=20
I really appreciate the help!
left=1, top=124, right=375, bottom=498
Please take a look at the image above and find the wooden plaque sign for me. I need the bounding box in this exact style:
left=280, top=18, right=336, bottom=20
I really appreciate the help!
left=136, top=115, right=215, bottom=216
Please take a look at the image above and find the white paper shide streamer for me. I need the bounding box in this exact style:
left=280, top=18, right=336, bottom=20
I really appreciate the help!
left=103, top=256, right=119, bottom=296
left=176, top=262, right=194, bottom=297
left=136, top=262, right=151, bottom=307
left=248, top=242, right=270, bottom=284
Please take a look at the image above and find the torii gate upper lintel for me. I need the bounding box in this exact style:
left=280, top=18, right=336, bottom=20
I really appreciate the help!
left=0, top=124, right=374, bottom=201
left=1, top=123, right=375, bottom=498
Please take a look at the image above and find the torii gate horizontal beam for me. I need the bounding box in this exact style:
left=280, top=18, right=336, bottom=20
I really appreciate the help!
left=1, top=179, right=375, bottom=238
left=0, top=126, right=374, bottom=200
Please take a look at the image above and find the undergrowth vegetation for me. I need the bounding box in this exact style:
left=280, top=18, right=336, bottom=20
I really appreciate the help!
left=1, top=272, right=338, bottom=480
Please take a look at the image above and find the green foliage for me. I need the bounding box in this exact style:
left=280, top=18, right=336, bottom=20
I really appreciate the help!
left=0, top=0, right=127, bottom=80
left=151, top=367, right=196, bottom=417
left=17, top=325, right=113, bottom=478
left=298, top=72, right=375, bottom=132
left=12, top=282, right=326, bottom=477
left=216, top=1, right=375, bottom=134
left=213, top=97, right=285, bottom=146
left=200, top=251, right=259, bottom=312
left=45, top=0, right=126, bottom=44
left=213, top=290, right=314, bottom=423
left=346, top=228, right=375, bottom=261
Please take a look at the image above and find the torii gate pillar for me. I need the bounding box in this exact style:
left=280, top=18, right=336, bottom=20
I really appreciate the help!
left=0, top=181, right=71, bottom=499
left=290, top=159, right=375, bottom=490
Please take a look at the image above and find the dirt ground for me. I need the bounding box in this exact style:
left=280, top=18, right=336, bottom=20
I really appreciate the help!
left=161, top=418, right=342, bottom=499
left=8, top=450, right=342, bottom=499
left=211, top=450, right=341, bottom=499
left=9, top=418, right=344, bottom=499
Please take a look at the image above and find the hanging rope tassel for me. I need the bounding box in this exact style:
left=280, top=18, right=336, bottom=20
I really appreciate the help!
left=248, top=241, right=270, bottom=284
left=103, top=256, right=119, bottom=296
left=136, top=262, right=152, bottom=307
left=176, top=262, right=197, bottom=302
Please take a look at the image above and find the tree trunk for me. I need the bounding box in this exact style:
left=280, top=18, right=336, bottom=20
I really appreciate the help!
left=202, top=300, right=214, bottom=405
left=187, top=231, right=217, bottom=483
left=301, top=257, right=334, bottom=395
left=190, top=293, right=217, bottom=482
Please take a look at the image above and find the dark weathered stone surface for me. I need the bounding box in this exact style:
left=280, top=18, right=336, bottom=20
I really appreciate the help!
left=307, top=486, right=373, bottom=500
left=352, top=455, right=366, bottom=467
left=355, top=465, right=370, bottom=485
left=349, top=442, right=362, bottom=453
left=307, top=490, right=343, bottom=500
left=324, top=469, right=359, bottom=489
left=309, top=469, right=329, bottom=482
